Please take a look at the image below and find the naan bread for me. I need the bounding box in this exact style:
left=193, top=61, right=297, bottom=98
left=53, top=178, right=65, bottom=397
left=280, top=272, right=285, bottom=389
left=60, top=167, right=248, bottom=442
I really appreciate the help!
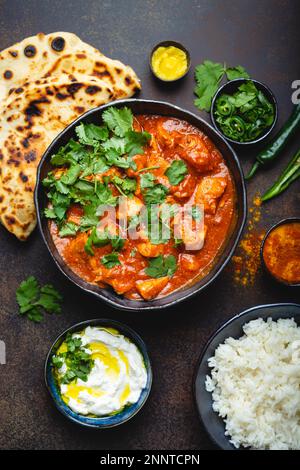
left=0, top=32, right=140, bottom=104
left=0, top=32, right=102, bottom=103
left=0, top=32, right=141, bottom=240
left=0, top=73, right=115, bottom=240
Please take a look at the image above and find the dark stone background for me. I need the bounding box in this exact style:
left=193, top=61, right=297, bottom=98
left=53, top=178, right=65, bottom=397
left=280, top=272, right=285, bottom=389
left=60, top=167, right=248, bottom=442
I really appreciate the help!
left=0, top=0, right=299, bottom=450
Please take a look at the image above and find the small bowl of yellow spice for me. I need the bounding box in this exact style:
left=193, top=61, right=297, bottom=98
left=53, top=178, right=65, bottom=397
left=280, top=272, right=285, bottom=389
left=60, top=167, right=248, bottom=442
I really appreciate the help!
left=150, top=40, right=190, bottom=82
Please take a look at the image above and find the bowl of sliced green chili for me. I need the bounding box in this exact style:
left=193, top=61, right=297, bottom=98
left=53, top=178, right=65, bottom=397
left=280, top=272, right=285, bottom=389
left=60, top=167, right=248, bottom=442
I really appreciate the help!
left=211, top=79, right=278, bottom=145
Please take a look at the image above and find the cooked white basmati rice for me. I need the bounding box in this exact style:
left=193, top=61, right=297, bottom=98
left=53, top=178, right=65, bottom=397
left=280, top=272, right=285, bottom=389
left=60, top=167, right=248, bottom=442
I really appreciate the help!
left=205, top=317, right=300, bottom=450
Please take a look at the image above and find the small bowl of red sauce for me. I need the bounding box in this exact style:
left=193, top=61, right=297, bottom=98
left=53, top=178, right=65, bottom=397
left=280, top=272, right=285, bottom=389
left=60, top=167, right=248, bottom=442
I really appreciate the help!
left=261, top=218, right=300, bottom=287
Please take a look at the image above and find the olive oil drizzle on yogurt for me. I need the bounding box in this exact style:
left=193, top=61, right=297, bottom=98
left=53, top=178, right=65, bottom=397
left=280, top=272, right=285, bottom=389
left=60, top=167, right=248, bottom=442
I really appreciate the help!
left=53, top=327, right=147, bottom=416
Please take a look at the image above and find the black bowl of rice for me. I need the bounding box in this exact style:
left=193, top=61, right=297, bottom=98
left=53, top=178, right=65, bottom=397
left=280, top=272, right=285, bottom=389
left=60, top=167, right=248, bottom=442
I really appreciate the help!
left=194, top=303, right=300, bottom=450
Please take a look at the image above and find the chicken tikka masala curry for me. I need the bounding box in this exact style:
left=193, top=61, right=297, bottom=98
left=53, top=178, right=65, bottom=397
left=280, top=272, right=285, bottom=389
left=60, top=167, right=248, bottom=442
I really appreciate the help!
left=44, top=106, right=236, bottom=301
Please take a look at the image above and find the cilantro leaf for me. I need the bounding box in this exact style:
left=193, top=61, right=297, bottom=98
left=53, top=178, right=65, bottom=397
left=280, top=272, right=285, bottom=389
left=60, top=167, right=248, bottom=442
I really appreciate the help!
left=125, top=130, right=151, bottom=158
left=51, top=139, right=87, bottom=166
left=194, top=60, right=225, bottom=112
left=75, top=123, right=109, bottom=145
left=226, top=65, right=250, bottom=81
left=16, top=276, right=63, bottom=323
left=95, top=181, right=118, bottom=207
left=16, top=276, right=39, bottom=314
left=37, top=285, right=63, bottom=314
left=104, top=148, right=133, bottom=169
left=143, top=184, right=168, bottom=205
left=145, top=255, right=177, bottom=278
left=102, top=107, right=133, bottom=137
left=194, top=61, right=251, bottom=112
left=80, top=204, right=99, bottom=231
left=102, top=136, right=127, bottom=154
left=84, top=227, right=111, bottom=255
left=59, top=222, right=79, bottom=237
left=60, top=164, right=81, bottom=185
left=165, top=160, right=188, bottom=185
left=44, top=207, right=56, bottom=219
left=140, top=172, right=155, bottom=189
left=111, top=236, right=125, bottom=251
left=101, top=252, right=121, bottom=268
left=112, top=176, right=137, bottom=196
left=52, top=333, right=94, bottom=384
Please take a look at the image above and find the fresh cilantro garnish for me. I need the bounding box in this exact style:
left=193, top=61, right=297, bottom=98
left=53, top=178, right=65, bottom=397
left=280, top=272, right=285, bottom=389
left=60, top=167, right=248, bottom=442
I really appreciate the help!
left=59, top=222, right=79, bottom=237
left=43, top=107, right=151, bottom=261
left=60, top=164, right=82, bottom=185
left=226, top=65, right=250, bottom=81
left=112, top=176, right=137, bottom=196
left=143, top=184, right=168, bottom=205
left=194, top=60, right=250, bottom=112
left=174, top=238, right=183, bottom=247
left=44, top=207, right=56, bottom=219
left=52, top=333, right=94, bottom=384
left=84, top=227, right=110, bottom=255
left=194, top=60, right=225, bottom=112
left=124, top=130, right=151, bottom=158
left=50, top=139, right=88, bottom=166
left=102, top=107, right=133, bottom=137
left=75, top=123, right=109, bottom=146
left=145, top=255, right=177, bottom=278
left=111, top=236, right=125, bottom=251
left=84, top=226, right=125, bottom=256
left=101, top=252, right=121, bottom=268
left=140, top=172, right=155, bottom=190
left=165, top=160, right=188, bottom=185
left=16, top=276, right=63, bottom=323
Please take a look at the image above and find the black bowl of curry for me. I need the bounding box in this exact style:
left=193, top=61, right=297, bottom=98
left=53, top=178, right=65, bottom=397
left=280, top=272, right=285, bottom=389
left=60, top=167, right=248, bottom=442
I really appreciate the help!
left=35, top=99, right=246, bottom=311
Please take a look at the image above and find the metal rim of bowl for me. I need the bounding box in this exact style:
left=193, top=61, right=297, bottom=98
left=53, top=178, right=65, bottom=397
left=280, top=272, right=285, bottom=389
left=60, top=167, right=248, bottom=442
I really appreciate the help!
left=149, top=40, right=191, bottom=82
left=193, top=302, right=300, bottom=450
left=35, top=98, right=247, bottom=312
left=44, top=318, right=153, bottom=429
left=260, top=217, right=300, bottom=287
left=210, top=78, right=278, bottom=146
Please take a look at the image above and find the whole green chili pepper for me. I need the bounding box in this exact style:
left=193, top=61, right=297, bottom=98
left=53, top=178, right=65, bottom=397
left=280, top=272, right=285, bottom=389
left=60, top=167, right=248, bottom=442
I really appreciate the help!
left=246, top=104, right=300, bottom=180
left=261, top=149, right=300, bottom=202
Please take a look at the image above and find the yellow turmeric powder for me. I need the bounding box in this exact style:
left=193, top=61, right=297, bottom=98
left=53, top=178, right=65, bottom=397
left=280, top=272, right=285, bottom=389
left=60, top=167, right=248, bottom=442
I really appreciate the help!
left=231, top=194, right=265, bottom=286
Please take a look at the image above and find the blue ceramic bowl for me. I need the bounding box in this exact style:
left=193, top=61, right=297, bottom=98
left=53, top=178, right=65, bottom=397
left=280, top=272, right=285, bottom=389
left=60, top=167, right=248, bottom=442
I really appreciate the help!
left=45, top=318, right=152, bottom=428
left=194, top=303, right=300, bottom=450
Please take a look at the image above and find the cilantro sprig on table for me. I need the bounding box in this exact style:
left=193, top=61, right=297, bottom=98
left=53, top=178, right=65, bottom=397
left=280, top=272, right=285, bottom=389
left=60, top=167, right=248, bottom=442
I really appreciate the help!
left=194, top=60, right=250, bottom=112
left=52, top=333, right=94, bottom=384
left=16, top=276, right=63, bottom=323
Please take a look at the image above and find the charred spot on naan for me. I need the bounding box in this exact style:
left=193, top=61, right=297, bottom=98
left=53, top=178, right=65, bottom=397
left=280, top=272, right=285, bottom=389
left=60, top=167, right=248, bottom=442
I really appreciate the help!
left=24, top=45, right=37, bottom=57
left=3, top=70, right=13, bottom=79
left=51, top=36, right=66, bottom=52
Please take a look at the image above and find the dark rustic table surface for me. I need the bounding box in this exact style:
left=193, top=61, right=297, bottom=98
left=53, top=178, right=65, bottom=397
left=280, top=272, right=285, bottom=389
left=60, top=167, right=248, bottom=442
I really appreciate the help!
left=0, top=0, right=299, bottom=450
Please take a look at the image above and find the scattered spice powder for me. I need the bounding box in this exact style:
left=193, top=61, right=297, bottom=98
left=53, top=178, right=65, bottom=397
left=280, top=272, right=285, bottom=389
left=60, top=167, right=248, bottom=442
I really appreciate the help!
left=231, top=194, right=265, bottom=286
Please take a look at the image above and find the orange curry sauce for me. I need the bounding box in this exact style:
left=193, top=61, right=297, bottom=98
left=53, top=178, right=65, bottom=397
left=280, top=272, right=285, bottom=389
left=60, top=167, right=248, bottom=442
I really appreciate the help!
left=263, top=222, right=300, bottom=284
left=50, top=115, right=236, bottom=300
